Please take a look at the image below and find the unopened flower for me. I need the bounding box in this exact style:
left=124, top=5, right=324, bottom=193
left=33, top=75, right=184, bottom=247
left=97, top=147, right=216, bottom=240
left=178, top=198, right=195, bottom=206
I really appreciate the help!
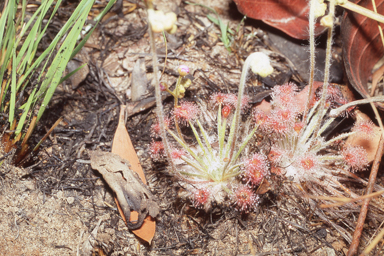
left=320, top=15, right=333, bottom=28
left=178, top=65, right=189, bottom=76
left=180, top=77, right=192, bottom=88
left=168, top=24, right=177, bottom=34
left=313, top=0, right=327, bottom=18
left=249, top=52, right=274, bottom=77
left=178, top=85, right=186, bottom=98
left=148, top=9, right=177, bottom=33
left=159, top=82, right=168, bottom=91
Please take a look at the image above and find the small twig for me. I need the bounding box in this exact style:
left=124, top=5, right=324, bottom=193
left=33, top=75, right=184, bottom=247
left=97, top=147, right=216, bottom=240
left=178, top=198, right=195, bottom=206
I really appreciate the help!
left=14, top=215, right=20, bottom=240
left=347, top=134, right=384, bottom=256
left=336, top=0, right=384, bottom=24
left=362, top=220, right=384, bottom=255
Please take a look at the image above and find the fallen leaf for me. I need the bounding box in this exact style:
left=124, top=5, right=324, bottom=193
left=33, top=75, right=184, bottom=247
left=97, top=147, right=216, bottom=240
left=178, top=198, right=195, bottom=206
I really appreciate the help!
left=233, top=0, right=326, bottom=39
left=341, top=0, right=384, bottom=99
left=112, top=105, right=157, bottom=244
left=371, top=63, right=384, bottom=96
left=90, top=150, right=159, bottom=231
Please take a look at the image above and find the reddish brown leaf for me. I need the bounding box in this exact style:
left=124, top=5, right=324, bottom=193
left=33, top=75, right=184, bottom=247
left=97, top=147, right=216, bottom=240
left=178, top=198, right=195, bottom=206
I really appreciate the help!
left=341, top=0, right=384, bottom=98
left=233, top=0, right=326, bottom=39
left=112, top=105, right=156, bottom=244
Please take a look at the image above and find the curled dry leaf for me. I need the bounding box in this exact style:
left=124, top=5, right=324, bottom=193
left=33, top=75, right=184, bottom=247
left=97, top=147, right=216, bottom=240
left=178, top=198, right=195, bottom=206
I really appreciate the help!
left=111, top=105, right=157, bottom=243
left=341, top=0, right=384, bottom=99
left=89, top=150, right=159, bottom=230
left=233, top=0, right=326, bottom=39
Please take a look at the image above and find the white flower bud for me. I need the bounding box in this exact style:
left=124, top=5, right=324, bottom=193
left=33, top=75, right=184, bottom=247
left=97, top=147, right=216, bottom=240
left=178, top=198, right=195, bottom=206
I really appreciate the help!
left=320, top=15, right=333, bottom=28
left=148, top=9, right=177, bottom=33
left=313, top=0, right=327, bottom=18
left=249, top=52, right=274, bottom=78
left=163, top=12, right=177, bottom=31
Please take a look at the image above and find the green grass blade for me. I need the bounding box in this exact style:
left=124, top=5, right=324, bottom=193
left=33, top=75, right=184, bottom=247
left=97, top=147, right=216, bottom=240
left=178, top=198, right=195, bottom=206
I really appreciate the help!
left=36, top=0, right=94, bottom=123
left=0, top=2, right=10, bottom=50
left=15, top=88, right=37, bottom=135
left=71, top=0, right=117, bottom=58
left=9, top=47, right=17, bottom=125
left=16, top=0, right=59, bottom=73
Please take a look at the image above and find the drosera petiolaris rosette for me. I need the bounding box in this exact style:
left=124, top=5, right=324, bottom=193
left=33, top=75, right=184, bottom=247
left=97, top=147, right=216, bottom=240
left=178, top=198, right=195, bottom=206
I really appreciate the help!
left=255, top=83, right=372, bottom=186
left=150, top=53, right=274, bottom=212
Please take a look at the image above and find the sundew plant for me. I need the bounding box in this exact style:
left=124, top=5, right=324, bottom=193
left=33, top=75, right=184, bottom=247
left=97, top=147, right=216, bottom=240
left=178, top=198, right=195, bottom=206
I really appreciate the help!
left=146, top=0, right=382, bottom=212
left=149, top=54, right=273, bottom=212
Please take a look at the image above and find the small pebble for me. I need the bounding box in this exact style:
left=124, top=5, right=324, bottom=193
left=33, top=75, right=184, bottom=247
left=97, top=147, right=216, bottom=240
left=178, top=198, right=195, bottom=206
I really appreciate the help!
left=66, top=197, right=75, bottom=204
left=56, top=191, right=63, bottom=199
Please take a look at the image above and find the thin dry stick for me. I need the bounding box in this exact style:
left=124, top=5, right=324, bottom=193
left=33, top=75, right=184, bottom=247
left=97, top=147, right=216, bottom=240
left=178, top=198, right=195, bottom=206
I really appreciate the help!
left=361, top=225, right=384, bottom=255
left=338, top=0, right=384, bottom=24
left=347, top=133, right=384, bottom=256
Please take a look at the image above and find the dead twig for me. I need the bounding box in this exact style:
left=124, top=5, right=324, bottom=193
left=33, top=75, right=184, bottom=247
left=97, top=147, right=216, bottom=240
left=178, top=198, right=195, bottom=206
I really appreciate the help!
left=347, top=134, right=384, bottom=256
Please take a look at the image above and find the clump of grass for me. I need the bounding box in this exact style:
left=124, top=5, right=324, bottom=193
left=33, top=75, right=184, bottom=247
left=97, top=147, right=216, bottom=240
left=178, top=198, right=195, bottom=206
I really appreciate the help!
left=0, top=0, right=116, bottom=162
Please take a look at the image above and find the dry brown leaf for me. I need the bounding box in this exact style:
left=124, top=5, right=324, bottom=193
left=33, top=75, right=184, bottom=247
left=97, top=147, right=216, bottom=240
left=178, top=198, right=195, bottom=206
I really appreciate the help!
left=233, top=0, right=326, bottom=39
left=112, top=105, right=156, bottom=244
left=341, top=0, right=384, bottom=100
